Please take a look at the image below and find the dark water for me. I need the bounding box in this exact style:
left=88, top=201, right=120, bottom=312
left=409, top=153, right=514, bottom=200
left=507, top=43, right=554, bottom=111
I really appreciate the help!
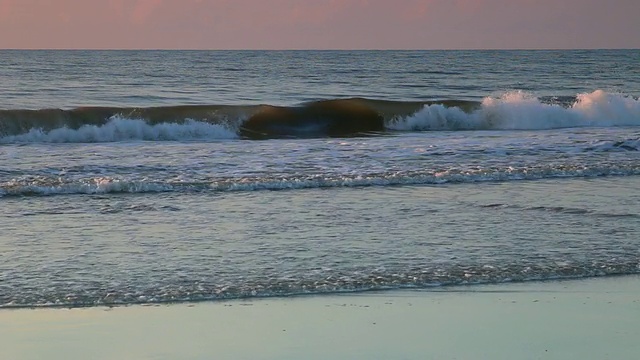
left=0, top=50, right=639, bottom=308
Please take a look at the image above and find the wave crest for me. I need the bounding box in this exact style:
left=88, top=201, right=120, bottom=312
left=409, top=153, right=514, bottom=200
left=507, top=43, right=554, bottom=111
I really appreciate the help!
left=0, top=91, right=638, bottom=142
left=390, top=90, right=640, bottom=131
left=3, top=164, right=640, bottom=197
left=0, top=117, right=238, bottom=143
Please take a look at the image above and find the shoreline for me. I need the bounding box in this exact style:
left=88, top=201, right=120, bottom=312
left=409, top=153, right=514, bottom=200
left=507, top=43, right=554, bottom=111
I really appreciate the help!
left=2, top=275, right=639, bottom=360
left=1, top=273, right=637, bottom=311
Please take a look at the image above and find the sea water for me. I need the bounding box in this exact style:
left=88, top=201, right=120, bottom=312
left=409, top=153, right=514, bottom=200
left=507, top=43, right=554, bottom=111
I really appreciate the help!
left=0, top=50, right=639, bottom=307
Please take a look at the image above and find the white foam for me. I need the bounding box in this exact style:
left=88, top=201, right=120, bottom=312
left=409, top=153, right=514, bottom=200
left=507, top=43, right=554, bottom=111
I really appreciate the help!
left=3, top=164, right=640, bottom=198
left=390, top=90, right=640, bottom=131
left=0, top=116, right=238, bottom=143
left=0, top=178, right=175, bottom=197
left=572, top=90, right=640, bottom=126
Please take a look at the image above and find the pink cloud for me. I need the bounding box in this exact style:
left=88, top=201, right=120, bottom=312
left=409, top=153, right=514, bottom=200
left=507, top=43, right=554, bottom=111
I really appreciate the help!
left=131, top=0, right=163, bottom=24
left=0, top=0, right=638, bottom=49
left=108, top=0, right=125, bottom=17
left=0, top=0, right=13, bottom=20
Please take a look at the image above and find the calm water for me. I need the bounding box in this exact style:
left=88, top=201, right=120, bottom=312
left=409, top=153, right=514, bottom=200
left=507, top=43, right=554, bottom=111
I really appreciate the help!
left=1, top=50, right=639, bottom=308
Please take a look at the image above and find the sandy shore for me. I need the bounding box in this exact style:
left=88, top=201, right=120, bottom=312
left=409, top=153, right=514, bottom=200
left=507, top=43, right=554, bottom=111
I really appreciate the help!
left=2, top=275, right=639, bottom=360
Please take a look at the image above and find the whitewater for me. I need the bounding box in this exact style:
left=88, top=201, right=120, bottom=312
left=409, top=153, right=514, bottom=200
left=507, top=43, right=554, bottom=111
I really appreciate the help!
left=1, top=49, right=639, bottom=308
left=1, top=89, right=639, bottom=143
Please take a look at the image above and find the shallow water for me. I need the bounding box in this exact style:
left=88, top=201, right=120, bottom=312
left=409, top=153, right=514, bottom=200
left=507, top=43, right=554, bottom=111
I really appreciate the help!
left=2, top=174, right=639, bottom=307
left=1, top=50, right=639, bottom=307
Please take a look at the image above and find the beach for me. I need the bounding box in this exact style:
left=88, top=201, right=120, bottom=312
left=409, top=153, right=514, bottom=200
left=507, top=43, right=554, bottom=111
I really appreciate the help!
left=2, top=275, right=639, bottom=360
left=1, top=49, right=639, bottom=359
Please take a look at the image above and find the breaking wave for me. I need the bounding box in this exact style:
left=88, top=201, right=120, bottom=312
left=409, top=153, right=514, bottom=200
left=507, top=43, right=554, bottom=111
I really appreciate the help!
left=3, top=163, right=640, bottom=198
left=2, top=260, right=638, bottom=308
left=389, top=90, right=640, bottom=131
left=0, top=90, right=638, bottom=143
left=0, top=117, right=238, bottom=143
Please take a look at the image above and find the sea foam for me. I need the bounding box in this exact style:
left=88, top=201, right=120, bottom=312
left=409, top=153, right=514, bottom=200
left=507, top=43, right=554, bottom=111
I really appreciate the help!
left=3, top=164, right=640, bottom=198
left=0, top=116, right=238, bottom=143
left=1, top=91, right=638, bottom=143
left=390, top=90, right=640, bottom=131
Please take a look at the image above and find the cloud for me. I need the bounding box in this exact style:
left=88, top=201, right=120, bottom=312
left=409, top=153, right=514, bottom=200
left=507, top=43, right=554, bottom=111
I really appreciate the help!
left=0, top=0, right=13, bottom=20
left=0, top=0, right=638, bottom=49
left=131, top=0, right=163, bottom=24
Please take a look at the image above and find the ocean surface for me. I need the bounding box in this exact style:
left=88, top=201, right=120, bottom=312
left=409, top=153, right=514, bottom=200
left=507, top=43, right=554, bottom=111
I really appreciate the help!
left=1, top=50, right=639, bottom=308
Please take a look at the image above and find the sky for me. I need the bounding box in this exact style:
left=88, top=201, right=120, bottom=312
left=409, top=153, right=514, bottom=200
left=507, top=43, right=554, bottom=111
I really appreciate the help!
left=0, top=0, right=638, bottom=50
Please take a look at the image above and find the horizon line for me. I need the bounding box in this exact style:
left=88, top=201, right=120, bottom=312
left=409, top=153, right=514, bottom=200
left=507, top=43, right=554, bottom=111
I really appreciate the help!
left=1, top=47, right=638, bottom=51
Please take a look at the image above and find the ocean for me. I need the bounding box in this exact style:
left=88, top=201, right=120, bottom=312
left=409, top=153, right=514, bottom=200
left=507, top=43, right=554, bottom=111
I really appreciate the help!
left=0, top=49, right=639, bottom=308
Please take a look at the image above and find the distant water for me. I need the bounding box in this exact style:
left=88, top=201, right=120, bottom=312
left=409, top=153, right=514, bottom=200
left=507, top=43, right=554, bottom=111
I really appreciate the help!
left=1, top=50, right=639, bottom=308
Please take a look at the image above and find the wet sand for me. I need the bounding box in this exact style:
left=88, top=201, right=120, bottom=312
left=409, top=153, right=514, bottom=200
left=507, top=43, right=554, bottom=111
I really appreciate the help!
left=2, top=275, right=639, bottom=360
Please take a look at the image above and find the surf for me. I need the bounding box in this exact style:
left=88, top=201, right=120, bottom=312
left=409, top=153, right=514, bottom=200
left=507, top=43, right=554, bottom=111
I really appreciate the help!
left=3, top=161, right=640, bottom=198
left=0, top=90, right=638, bottom=143
left=389, top=90, right=640, bottom=131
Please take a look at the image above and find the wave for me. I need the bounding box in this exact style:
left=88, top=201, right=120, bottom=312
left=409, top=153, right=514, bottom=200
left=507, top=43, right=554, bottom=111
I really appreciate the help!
left=0, top=117, right=238, bottom=143
left=588, top=138, right=640, bottom=152
left=0, top=99, right=434, bottom=142
left=480, top=203, right=640, bottom=219
left=0, top=90, right=638, bottom=143
left=3, top=163, right=640, bottom=197
left=389, top=90, right=640, bottom=131
left=2, top=262, right=638, bottom=309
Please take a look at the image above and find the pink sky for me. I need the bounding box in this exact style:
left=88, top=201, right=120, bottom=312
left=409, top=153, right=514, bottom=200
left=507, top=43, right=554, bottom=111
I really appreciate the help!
left=0, top=0, right=638, bottom=49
